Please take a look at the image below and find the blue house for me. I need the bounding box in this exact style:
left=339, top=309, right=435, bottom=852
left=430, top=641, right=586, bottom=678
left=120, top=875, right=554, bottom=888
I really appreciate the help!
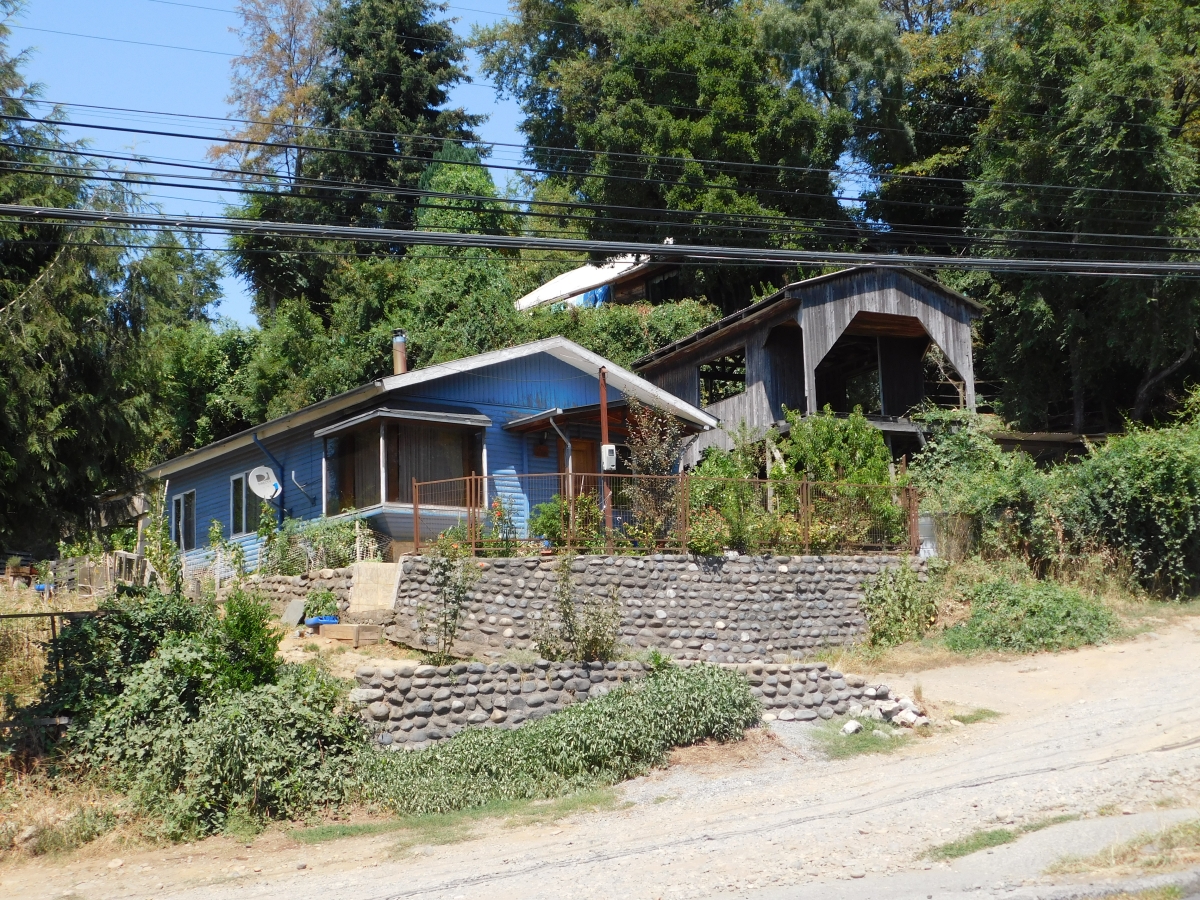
left=142, top=337, right=718, bottom=570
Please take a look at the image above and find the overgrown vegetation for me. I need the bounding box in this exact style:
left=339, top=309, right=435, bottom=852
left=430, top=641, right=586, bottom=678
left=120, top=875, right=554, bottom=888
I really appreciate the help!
left=1049, top=818, right=1200, bottom=875
left=533, top=556, right=622, bottom=662
left=860, top=564, right=937, bottom=647
left=911, top=405, right=1200, bottom=599
left=417, top=534, right=482, bottom=664
left=943, top=578, right=1116, bottom=653
left=356, top=663, right=760, bottom=815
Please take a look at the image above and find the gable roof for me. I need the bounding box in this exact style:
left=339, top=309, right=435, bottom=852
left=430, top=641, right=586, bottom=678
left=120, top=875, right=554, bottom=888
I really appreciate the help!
left=632, top=265, right=981, bottom=371
left=143, top=337, right=717, bottom=479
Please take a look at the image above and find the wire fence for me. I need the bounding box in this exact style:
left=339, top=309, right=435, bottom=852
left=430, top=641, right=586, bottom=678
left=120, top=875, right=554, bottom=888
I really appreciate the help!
left=185, top=517, right=394, bottom=587
left=413, top=473, right=918, bottom=557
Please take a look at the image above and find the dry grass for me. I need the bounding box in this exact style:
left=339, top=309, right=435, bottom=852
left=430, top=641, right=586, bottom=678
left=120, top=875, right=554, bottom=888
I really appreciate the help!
left=1048, top=819, right=1200, bottom=877
left=668, top=727, right=776, bottom=770
left=0, top=768, right=137, bottom=862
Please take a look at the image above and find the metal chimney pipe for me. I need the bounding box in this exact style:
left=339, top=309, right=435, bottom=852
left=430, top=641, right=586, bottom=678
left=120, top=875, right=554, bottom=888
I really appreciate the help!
left=392, top=329, right=408, bottom=375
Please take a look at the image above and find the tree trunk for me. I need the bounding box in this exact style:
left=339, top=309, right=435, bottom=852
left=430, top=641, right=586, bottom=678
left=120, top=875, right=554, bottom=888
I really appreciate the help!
left=1133, top=332, right=1196, bottom=422
left=1069, top=336, right=1086, bottom=434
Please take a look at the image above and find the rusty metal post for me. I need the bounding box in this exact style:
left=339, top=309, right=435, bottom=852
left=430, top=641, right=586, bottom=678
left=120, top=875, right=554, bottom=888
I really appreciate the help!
left=412, top=477, right=421, bottom=553
left=801, top=477, right=811, bottom=552
left=679, top=473, right=690, bottom=552
left=907, top=486, right=921, bottom=555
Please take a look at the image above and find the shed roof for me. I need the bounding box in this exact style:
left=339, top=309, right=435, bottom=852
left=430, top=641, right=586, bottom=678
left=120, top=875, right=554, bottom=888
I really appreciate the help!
left=632, top=266, right=981, bottom=371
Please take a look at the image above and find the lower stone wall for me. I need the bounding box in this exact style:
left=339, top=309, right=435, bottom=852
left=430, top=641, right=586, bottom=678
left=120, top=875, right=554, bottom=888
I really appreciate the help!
left=389, top=554, right=918, bottom=664
left=351, top=659, right=885, bottom=750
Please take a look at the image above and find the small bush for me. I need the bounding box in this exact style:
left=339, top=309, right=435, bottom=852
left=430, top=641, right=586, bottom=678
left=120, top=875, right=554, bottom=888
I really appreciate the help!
left=534, top=559, right=623, bottom=662
left=75, top=662, right=364, bottom=838
left=211, top=589, right=281, bottom=691
left=860, top=565, right=937, bottom=647
left=41, top=588, right=212, bottom=719
left=303, top=588, right=338, bottom=619
left=357, top=664, right=760, bottom=815
left=688, top=507, right=729, bottom=555
left=944, top=578, right=1115, bottom=653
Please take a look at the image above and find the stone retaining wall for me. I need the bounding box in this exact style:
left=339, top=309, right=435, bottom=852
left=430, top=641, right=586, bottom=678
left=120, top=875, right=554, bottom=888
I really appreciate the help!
left=389, top=554, right=918, bottom=664
left=245, top=567, right=354, bottom=613
left=351, top=659, right=876, bottom=751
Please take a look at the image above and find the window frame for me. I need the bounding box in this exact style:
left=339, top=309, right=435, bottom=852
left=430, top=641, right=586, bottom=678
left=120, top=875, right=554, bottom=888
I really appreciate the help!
left=172, top=489, right=196, bottom=552
left=229, top=472, right=261, bottom=536
left=698, top=347, right=748, bottom=407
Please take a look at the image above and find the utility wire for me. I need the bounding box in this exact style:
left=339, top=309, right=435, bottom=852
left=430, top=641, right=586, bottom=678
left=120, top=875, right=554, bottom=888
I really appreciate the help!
left=6, top=203, right=1200, bottom=277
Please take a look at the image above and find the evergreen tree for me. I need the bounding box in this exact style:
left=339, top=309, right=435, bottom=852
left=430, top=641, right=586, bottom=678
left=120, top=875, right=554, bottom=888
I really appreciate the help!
left=229, top=0, right=480, bottom=318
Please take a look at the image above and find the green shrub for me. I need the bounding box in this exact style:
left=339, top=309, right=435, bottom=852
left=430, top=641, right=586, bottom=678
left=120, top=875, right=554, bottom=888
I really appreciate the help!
left=534, top=557, right=623, bottom=662
left=74, top=662, right=364, bottom=838
left=1062, top=423, right=1200, bottom=597
left=687, top=507, right=730, bottom=555
left=211, top=589, right=281, bottom=691
left=41, top=588, right=212, bottom=719
left=944, top=579, right=1115, bottom=653
left=860, top=564, right=936, bottom=647
left=303, top=588, right=339, bottom=619
left=357, top=663, right=760, bottom=815
left=777, top=406, right=894, bottom=484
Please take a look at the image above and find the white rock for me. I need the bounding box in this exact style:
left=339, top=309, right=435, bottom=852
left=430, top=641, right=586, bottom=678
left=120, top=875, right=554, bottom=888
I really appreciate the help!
left=763, top=713, right=777, bottom=722
left=107, top=859, right=125, bottom=869
left=872, top=729, right=891, bottom=739
left=848, top=702, right=863, bottom=717
left=841, top=719, right=863, bottom=735
left=893, top=709, right=919, bottom=727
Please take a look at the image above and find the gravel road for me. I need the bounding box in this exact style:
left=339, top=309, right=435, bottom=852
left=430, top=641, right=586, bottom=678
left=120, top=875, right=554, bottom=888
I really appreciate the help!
left=7, top=617, right=1200, bottom=900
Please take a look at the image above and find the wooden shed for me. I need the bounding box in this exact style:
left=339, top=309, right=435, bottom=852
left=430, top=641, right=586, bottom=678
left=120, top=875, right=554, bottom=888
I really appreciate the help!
left=632, top=266, right=981, bottom=461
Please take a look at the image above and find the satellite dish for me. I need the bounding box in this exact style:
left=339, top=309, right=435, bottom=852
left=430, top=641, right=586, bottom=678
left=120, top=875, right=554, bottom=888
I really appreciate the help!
left=248, top=466, right=282, bottom=500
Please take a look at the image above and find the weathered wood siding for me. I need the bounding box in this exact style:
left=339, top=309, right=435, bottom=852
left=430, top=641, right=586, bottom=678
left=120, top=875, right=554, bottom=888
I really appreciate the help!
left=800, top=268, right=974, bottom=412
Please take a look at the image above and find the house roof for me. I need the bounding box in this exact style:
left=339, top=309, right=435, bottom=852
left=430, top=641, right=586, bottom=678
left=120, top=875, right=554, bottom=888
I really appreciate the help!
left=513, top=256, right=665, bottom=310
left=142, top=337, right=717, bottom=480
left=631, top=265, right=982, bottom=371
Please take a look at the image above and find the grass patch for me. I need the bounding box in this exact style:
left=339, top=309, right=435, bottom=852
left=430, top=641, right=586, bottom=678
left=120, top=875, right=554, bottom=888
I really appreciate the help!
left=954, top=708, right=1003, bottom=725
left=929, top=814, right=1080, bottom=860
left=289, top=788, right=620, bottom=852
left=17, top=806, right=120, bottom=855
left=809, top=718, right=912, bottom=759
left=1103, top=888, right=1185, bottom=900
left=1049, top=818, right=1200, bottom=875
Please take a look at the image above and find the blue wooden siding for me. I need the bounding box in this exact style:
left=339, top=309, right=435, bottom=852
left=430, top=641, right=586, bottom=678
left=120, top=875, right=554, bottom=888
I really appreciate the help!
left=167, top=351, right=626, bottom=567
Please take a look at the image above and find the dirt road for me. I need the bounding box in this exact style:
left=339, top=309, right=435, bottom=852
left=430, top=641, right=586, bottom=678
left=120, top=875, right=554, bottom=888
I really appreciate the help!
left=6, top=618, right=1200, bottom=900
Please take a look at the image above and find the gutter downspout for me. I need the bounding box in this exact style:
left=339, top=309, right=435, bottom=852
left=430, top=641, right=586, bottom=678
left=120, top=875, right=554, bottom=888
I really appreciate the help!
left=252, top=433, right=285, bottom=526
left=548, top=414, right=574, bottom=539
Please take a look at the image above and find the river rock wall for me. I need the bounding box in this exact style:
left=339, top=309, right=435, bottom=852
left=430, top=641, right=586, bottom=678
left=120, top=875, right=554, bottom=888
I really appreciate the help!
left=387, top=554, right=918, bottom=663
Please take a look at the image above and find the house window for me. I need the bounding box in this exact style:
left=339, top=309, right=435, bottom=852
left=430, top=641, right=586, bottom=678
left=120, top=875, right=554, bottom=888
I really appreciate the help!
left=172, top=490, right=196, bottom=551
left=385, top=421, right=480, bottom=504
left=230, top=473, right=262, bottom=536
left=699, top=349, right=747, bottom=406
left=324, top=422, right=381, bottom=516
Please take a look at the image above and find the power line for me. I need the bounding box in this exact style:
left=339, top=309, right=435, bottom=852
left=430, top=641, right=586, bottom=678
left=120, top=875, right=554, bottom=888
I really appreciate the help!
left=6, top=203, right=1200, bottom=277
left=9, top=152, right=1199, bottom=260
left=20, top=98, right=1200, bottom=207
left=10, top=110, right=1198, bottom=233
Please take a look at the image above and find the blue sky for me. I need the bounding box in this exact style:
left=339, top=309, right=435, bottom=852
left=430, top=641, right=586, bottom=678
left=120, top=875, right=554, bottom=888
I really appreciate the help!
left=12, top=0, right=525, bottom=326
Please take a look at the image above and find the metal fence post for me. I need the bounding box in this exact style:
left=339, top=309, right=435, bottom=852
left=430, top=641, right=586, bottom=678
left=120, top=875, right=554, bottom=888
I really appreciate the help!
left=801, top=477, right=811, bottom=552
left=907, top=486, right=920, bottom=555
left=412, top=477, right=421, bottom=553
left=679, top=473, right=690, bottom=552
